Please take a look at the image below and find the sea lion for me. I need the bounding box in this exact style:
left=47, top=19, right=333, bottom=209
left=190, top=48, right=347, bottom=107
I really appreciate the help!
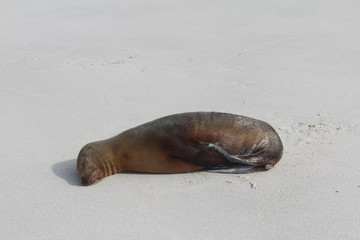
left=77, top=112, right=283, bottom=186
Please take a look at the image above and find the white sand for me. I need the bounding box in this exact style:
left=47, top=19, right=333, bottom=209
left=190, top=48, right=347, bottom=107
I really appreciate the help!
left=1, top=0, right=359, bottom=239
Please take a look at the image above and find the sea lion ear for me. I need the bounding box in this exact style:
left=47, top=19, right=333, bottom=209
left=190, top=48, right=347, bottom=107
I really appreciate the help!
left=80, top=156, right=89, bottom=167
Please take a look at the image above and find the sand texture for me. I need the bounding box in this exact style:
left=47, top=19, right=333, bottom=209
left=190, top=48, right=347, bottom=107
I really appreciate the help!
left=1, top=0, right=359, bottom=239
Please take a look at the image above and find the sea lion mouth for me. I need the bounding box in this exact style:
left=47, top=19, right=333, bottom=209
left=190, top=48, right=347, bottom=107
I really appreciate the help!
left=81, top=178, right=96, bottom=186
left=81, top=179, right=93, bottom=186
left=81, top=167, right=102, bottom=186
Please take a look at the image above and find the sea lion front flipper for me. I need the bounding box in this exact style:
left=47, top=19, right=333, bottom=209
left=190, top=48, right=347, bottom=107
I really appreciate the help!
left=203, top=163, right=267, bottom=174
left=207, top=143, right=263, bottom=166
left=190, top=142, right=262, bottom=167
left=190, top=144, right=228, bottom=167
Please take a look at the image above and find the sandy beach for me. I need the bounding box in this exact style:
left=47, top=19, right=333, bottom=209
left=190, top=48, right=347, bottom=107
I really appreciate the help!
left=1, top=0, right=359, bottom=239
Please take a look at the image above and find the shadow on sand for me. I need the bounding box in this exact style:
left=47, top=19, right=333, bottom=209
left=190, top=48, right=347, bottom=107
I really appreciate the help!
left=52, top=159, right=81, bottom=186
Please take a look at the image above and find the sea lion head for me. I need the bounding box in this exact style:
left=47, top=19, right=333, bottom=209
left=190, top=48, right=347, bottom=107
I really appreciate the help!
left=77, top=144, right=105, bottom=186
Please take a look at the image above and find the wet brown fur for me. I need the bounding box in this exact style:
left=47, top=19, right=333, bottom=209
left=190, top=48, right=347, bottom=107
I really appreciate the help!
left=77, top=112, right=283, bottom=186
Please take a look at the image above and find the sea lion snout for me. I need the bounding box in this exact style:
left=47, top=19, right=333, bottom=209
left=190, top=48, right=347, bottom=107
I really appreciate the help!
left=77, top=144, right=104, bottom=186
left=80, top=166, right=101, bottom=186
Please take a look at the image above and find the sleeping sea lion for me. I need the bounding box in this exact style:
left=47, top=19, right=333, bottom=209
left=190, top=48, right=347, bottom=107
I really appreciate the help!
left=77, top=112, right=283, bottom=186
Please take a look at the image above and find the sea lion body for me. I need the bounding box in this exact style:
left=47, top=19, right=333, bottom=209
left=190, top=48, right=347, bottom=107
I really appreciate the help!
left=77, top=112, right=283, bottom=186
